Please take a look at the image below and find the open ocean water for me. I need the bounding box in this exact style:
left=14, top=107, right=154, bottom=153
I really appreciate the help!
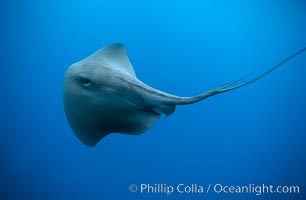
left=1, top=0, right=306, bottom=199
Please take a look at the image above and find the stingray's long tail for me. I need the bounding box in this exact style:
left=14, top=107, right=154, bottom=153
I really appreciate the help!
left=173, top=47, right=306, bottom=105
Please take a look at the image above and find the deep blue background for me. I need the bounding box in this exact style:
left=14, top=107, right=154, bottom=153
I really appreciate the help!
left=1, top=0, right=306, bottom=199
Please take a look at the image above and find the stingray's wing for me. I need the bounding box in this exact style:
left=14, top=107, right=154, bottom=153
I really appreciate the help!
left=85, top=43, right=137, bottom=77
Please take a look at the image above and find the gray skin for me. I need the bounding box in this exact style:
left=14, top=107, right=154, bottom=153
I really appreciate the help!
left=63, top=44, right=305, bottom=147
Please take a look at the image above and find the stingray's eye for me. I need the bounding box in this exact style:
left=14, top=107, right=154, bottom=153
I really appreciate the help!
left=78, top=76, right=92, bottom=87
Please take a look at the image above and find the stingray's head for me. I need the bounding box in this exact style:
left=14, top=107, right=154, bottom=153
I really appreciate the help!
left=62, top=61, right=110, bottom=147
left=64, top=62, right=100, bottom=90
left=63, top=61, right=103, bottom=105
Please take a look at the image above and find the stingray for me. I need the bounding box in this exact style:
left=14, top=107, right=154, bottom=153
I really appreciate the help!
left=63, top=44, right=305, bottom=146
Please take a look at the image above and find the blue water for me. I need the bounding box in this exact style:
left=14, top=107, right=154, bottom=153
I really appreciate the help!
left=2, top=0, right=306, bottom=199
